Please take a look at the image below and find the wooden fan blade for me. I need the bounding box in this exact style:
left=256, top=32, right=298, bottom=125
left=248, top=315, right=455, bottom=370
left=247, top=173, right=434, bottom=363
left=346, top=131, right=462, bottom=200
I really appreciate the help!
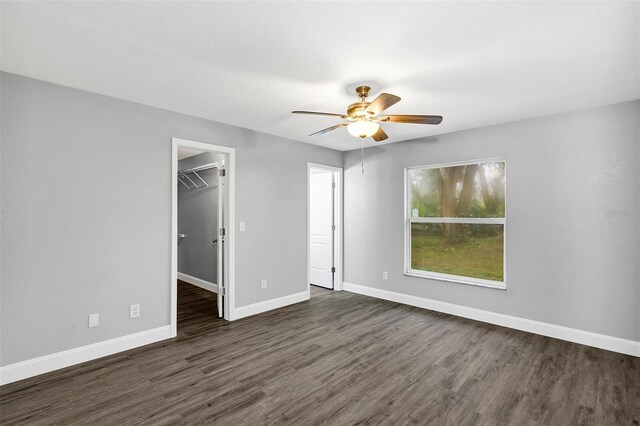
left=371, top=127, right=388, bottom=142
left=309, top=122, right=348, bottom=136
left=365, top=93, right=401, bottom=115
left=380, top=115, right=443, bottom=125
left=292, top=111, right=346, bottom=118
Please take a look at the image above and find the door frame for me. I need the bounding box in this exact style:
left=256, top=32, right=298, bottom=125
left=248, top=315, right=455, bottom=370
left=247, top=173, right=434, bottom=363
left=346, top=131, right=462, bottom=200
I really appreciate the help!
left=307, top=162, right=343, bottom=295
left=171, top=137, right=236, bottom=335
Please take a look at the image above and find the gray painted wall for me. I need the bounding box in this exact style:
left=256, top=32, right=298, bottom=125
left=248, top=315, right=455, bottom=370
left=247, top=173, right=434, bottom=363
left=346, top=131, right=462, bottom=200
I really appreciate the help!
left=1, top=70, right=637, bottom=368
left=0, top=72, right=342, bottom=365
left=344, top=100, right=640, bottom=342
left=178, top=152, right=220, bottom=284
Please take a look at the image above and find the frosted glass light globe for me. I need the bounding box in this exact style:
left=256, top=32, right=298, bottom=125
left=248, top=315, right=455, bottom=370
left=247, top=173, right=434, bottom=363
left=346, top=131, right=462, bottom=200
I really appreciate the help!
left=347, top=120, right=379, bottom=138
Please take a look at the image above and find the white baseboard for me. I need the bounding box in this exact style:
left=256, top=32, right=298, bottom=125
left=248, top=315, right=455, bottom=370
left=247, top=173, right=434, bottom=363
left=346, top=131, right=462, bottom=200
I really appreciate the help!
left=231, top=291, right=309, bottom=321
left=0, top=326, right=172, bottom=386
left=178, top=272, right=218, bottom=293
left=343, top=282, right=640, bottom=357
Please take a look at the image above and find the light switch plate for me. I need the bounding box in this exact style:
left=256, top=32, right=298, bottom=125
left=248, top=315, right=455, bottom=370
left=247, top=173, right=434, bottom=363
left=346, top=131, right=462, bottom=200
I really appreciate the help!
left=239, top=221, right=246, bottom=232
left=88, top=313, right=99, bottom=328
left=382, top=271, right=388, bottom=280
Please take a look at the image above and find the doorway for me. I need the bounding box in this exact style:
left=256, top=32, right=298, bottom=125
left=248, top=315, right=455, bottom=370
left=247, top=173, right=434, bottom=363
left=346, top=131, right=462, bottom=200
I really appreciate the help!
left=176, top=150, right=220, bottom=294
left=171, top=138, right=235, bottom=336
left=307, top=163, right=342, bottom=296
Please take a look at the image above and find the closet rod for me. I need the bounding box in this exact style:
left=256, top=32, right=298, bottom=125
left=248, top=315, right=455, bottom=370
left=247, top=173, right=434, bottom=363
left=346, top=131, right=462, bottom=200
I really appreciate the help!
left=178, top=162, right=218, bottom=174
left=177, top=162, right=219, bottom=190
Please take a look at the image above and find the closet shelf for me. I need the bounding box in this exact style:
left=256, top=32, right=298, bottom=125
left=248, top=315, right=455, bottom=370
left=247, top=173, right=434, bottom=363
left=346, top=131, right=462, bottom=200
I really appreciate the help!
left=177, top=162, right=218, bottom=190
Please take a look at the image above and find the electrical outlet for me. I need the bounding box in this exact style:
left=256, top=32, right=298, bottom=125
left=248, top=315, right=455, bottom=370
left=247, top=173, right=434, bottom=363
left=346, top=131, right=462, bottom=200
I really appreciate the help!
left=239, top=221, right=246, bottom=232
left=130, top=304, right=140, bottom=319
left=261, top=279, right=267, bottom=289
left=88, top=313, right=99, bottom=328
left=382, top=271, right=388, bottom=280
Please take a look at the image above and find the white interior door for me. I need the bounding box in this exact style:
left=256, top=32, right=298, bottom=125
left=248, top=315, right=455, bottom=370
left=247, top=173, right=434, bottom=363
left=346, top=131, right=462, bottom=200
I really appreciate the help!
left=217, top=161, right=225, bottom=317
left=309, top=171, right=334, bottom=289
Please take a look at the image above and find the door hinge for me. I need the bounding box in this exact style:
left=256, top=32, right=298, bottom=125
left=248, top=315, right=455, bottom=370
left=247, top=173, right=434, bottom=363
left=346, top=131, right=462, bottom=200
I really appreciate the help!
left=219, top=169, right=226, bottom=177
left=219, top=286, right=226, bottom=296
left=219, top=227, right=226, bottom=236
left=331, top=266, right=336, bottom=273
left=332, top=182, right=336, bottom=188
left=332, top=224, right=336, bottom=231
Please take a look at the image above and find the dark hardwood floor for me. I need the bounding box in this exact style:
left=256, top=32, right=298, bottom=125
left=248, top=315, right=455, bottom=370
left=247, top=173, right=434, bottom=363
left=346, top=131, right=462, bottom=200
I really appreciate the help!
left=1, top=282, right=638, bottom=425
left=311, top=284, right=331, bottom=297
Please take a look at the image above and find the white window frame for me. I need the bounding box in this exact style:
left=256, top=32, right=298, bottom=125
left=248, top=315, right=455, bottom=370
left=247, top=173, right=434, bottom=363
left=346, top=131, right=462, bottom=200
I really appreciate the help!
left=403, top=158, right=507, bottom=290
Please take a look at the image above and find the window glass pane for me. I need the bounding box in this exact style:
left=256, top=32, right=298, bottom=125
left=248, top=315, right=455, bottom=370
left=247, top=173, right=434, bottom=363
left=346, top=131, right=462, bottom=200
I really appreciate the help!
left=411, top=223, right=504, bottom=281
left=409, top=161, right=505, bottom=218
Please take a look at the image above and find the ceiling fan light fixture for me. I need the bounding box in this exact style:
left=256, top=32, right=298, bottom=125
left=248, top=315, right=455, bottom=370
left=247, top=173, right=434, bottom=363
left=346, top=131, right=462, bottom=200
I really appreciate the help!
left=292, top=85, right=442, bottom=142
left=347, top=120, right=379, bottom=138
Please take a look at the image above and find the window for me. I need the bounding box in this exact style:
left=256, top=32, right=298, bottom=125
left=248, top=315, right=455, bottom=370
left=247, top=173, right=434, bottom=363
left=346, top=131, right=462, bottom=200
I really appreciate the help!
left=405, top=159, right=506, bottom=289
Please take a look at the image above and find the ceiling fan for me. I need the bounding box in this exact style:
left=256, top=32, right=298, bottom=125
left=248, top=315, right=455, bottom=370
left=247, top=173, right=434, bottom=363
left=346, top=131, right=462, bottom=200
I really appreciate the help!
left=292, top=86, right=443, bottom=142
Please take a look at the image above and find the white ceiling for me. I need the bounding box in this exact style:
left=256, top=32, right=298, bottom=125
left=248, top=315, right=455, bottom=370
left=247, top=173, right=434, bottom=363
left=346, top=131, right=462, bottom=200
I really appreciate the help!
left=177, top=148, right=204, bottom=161
left=2, top=1, right=638, bottom=151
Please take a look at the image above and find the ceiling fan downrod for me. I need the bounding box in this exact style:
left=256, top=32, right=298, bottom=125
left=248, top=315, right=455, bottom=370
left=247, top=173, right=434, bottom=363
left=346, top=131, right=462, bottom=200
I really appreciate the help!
left=356, top=85, right=371, bottom=102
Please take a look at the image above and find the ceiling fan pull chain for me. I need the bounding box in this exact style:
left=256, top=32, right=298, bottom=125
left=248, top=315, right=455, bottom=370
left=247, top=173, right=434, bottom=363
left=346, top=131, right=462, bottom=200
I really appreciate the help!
left=361, top=138, right=365, bottom=174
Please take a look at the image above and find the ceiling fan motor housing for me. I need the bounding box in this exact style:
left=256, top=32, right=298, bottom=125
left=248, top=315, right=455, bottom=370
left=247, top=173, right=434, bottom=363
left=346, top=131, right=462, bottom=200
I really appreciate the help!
left=348, top=86, right=375, bottom=117
left=347, top=101, right=373, bottom=117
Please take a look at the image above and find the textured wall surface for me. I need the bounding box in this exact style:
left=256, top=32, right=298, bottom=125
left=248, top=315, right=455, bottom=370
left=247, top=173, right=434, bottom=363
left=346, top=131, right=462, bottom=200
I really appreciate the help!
left=343, top=100, right=640, bottom=341
left=0, top=73, right=342, bottom=365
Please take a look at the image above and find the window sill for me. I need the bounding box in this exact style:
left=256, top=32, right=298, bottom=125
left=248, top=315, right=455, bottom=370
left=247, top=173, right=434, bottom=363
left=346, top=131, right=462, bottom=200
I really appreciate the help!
left=404, top=270, right=506, bottom=290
